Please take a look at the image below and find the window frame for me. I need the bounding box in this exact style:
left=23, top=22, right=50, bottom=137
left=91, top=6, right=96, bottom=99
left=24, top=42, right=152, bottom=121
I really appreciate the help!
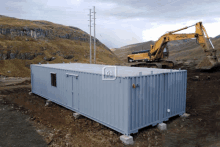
left=51, top=73, right=57, bottom=87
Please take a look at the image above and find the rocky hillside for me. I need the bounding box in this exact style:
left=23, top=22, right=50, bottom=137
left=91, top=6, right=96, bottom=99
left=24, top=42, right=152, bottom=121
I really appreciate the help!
left=0, top=15, right=121, bottom=77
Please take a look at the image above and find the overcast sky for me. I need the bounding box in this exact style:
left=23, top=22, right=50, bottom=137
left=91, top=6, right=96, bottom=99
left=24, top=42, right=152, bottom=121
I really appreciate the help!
left=1, top=0, right=220, bottom=48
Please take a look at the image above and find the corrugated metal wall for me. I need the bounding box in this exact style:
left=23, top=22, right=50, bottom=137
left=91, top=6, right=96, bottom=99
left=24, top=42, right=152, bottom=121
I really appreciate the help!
left=127, top=71, right=187, bottom=134
left=31, top=64, right=187, bottom=136
left=31, top=65, right=130, bottom=135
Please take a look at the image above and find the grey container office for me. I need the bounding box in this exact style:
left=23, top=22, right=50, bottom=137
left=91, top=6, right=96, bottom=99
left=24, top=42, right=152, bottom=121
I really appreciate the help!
left=31, top=63, right=187, bottom=135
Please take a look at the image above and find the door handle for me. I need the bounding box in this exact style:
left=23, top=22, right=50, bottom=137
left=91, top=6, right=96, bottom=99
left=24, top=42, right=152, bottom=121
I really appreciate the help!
left=66, top=73, right=78, bottom=79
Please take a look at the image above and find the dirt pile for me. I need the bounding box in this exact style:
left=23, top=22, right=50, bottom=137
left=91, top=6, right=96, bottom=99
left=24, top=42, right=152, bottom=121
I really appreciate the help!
left=196, top=56, right=214, bottom=69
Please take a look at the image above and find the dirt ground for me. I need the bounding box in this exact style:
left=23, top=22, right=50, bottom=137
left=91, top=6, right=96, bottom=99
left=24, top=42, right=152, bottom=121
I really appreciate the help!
left=1, top=64, right=220, bottom=147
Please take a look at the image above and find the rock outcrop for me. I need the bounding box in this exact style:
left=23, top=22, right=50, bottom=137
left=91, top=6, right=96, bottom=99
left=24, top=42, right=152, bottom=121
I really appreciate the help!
left=0, top=16, right=111, bottom=61
left=0, top=49, right=44, bottom=60
left=0, top=25, right=106, bottom=48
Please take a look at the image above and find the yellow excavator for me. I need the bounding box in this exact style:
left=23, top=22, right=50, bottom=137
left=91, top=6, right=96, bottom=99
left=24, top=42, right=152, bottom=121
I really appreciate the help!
left=127, top=22, right=219, bottom=69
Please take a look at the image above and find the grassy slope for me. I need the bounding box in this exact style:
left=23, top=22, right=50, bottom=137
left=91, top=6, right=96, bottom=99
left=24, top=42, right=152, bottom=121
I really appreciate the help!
left=0, top=15, right=121, bottom=77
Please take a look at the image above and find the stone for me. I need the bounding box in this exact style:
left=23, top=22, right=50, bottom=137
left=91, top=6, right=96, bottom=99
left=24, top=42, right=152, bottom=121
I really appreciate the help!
left=45, top=100, right=52, bottom=107
left=37, top=52, right=44, bottom=56
left=45, top=133, right=54, bottom=145
left=20, top=53, right=25, bottom=59
left=6, top=28, right=11, bottom=35
left=10, top=53, right=16, bottom=59
left=181, top=113, right=190, bottom=118
left=2, top=29, right=6, bottom=35
left=34, top=53, right=38, bottom=57
left=120, top=135, right=134, bottom=145
left=64, top=55, right=73, bottom=59
left=43, top=56, right=51, bottom=61
left=191, top=76, right=199, bottom=81
left=29, top=92, right=32, bottom=95
left=65, top=133, right=71, bottom=139
left=36, top=130, right=43, bottom=134
left=25, top=53, right=34, bottom=60
left=157, top=123, right=167, bottom=131
left=2, top=54, right=7, bottom=60
left=51, top=57, right=56, bottom=61
left=73, top=112, right=81, bottom=119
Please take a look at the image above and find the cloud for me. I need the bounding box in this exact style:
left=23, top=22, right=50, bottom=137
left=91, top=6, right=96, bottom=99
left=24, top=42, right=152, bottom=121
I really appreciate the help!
left=91, top=0, right=220, bottom=23
left=0, top=0, right=220, bottom=48
left=142, top=18, right=220, bottom=42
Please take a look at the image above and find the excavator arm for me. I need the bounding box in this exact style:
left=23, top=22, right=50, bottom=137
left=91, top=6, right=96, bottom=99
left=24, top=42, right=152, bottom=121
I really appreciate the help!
left=150, top=33, right=196, bottom=60
left=127, top=22, right=219, bottom=69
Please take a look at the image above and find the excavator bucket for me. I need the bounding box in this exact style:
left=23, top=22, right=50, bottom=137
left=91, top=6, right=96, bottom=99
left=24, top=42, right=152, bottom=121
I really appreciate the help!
left=196, top=56, right=220, bottom=70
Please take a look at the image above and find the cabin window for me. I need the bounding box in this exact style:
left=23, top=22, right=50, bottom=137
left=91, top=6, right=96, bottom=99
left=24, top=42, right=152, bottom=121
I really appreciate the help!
left=51, top=73, right=57, bottom=87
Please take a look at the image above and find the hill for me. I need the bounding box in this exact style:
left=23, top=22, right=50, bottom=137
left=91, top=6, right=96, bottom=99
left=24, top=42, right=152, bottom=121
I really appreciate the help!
left=0, top=15, right=121, bottom=77
left=215, top=35, right=220, bottom=39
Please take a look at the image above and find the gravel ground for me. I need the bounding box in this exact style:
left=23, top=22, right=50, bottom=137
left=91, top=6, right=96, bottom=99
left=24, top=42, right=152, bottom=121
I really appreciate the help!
left=0, top=96, right=47, bottom=147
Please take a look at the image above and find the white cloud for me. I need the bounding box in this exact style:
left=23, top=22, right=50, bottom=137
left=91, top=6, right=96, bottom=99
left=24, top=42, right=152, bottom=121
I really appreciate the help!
left=142, top=19, right=219, bottom=42
left=203, top=21, right=220, bottom=38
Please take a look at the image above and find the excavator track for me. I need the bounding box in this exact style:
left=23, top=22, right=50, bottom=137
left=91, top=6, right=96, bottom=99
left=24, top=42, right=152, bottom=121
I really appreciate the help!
left=129, top=60, right=174, bottom=68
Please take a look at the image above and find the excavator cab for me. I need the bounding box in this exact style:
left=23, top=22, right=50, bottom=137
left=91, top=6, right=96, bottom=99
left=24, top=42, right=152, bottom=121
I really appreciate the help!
left=163, top=46, right=169, bottom=59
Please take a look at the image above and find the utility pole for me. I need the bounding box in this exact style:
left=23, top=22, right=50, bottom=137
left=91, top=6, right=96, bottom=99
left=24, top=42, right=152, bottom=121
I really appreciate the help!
left=89, top=9, right=92, bottom=64
left=93, top=6, right=96, bottom=64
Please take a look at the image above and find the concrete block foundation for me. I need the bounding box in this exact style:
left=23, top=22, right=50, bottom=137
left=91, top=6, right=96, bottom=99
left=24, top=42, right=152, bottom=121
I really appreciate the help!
left=73, top=112, right=81, bottom=119
left=181, top=113, right=190, bottom=118
left=157, top=123, right=167, bottom=131
left=120, top=135, right=134, bottom=145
